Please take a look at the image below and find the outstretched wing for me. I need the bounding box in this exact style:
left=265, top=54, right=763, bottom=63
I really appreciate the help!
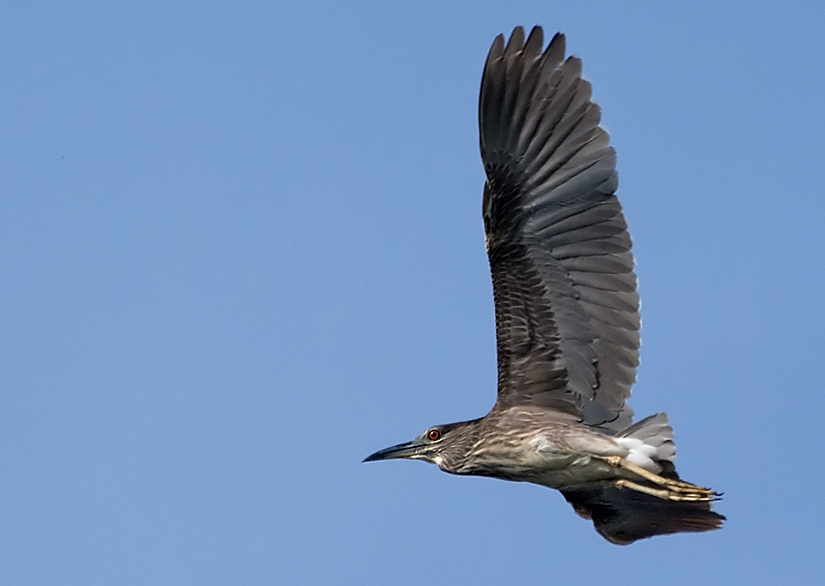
left=480, top=26, right=640, bottom=430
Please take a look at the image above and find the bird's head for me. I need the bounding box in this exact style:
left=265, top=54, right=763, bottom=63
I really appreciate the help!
left=363, top=422, right=475, bottom=473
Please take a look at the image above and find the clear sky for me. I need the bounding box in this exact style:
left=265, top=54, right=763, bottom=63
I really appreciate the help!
left=2, top=1, right=824, bottom=584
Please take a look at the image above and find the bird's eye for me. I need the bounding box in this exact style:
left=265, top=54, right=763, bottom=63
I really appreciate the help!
left=427, top=429, right=441, bottom=441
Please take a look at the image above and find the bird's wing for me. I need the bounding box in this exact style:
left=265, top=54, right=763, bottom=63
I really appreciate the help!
left=480, top=26, right=640, bottom=430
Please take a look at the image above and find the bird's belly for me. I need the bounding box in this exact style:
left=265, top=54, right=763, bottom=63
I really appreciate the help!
left=529, top=455, right=617, bottom=489
left=459, top=442, right=619, bottom=489
left=463, top=452, right=617, bottom=489
left=522, top=431, right=625, bottom=488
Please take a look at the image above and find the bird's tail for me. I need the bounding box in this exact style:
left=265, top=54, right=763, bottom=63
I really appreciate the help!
left=616, top=412, right=677, bottom=476
left=562, top=412, right=724, bottom=544
left=561, top=483, right=725, bottom=545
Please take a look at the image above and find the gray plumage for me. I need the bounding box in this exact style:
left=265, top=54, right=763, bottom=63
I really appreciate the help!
left=364, top=26, right=724, bottom=545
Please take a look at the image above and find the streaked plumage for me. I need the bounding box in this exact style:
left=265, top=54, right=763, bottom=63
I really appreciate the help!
left=364, top=26, right=724, bottom=545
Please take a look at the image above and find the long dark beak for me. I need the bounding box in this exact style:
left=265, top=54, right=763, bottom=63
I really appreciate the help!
left=362, top=439, right=424, bottom=463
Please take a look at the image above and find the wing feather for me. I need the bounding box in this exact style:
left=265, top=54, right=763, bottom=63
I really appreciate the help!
left=480, top=26, right=640, bottom=429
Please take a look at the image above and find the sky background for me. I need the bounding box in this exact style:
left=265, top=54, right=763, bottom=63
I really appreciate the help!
left=2, top=1, right=824, bottom=584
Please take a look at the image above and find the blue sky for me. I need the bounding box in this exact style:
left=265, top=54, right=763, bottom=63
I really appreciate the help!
left=2, top=1, right=824, bottom=584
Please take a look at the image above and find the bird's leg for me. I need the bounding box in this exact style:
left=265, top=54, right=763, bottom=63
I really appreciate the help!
left=600, top=456, right=720, bottom=501
left=612, top=479, right=715, bottom=502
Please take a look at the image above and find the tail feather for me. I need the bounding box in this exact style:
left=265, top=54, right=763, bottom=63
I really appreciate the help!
left=619, top=412, right=676, bottom=467
left=561, top=483, right=725, bottom=545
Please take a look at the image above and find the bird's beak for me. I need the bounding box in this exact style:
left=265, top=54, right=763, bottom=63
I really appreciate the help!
left=362, top=439, right=424, bottom=463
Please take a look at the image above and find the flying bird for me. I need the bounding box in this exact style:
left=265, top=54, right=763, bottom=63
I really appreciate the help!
left=364, top=26, right=724, bottom=545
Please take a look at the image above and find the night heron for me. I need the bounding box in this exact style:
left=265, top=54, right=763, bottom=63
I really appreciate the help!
left=364, top=26, right=724, bottom=545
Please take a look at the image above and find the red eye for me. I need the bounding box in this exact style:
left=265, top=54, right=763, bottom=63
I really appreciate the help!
left=427, top=429, right=441, bottom=441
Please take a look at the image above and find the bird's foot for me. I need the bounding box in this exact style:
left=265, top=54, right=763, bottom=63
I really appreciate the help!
left=600, top=456, right=720, bottom=502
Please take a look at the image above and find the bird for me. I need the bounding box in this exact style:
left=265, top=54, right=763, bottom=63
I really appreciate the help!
left=363, top=26, right=724, bottom=545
